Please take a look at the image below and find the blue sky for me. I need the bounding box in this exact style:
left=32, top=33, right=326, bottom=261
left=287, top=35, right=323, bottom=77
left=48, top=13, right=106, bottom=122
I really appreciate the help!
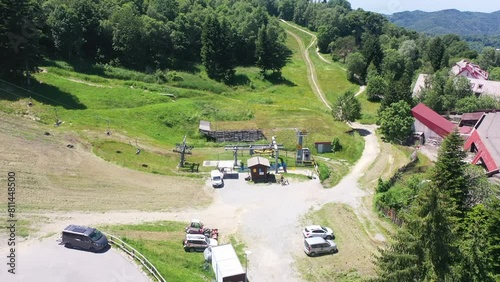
left=348, top=0, right=500, bottom=14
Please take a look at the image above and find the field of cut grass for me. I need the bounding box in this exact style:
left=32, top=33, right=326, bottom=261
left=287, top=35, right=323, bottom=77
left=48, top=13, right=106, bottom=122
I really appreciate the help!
left=358, top=92, right=380, bottom=124
left=100, top=220, right=247, bottom=282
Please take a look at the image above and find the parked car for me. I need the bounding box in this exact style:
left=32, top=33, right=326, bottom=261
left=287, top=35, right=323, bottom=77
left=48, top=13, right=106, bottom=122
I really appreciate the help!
left=183, top=234, right=218, bottom=252
left=210, top=170, right=224, bottom=188
left=302, top=225, right=334, bottom=239
left=61, top=225, right=109, bottom=252
left=303, top=237, right=337, bottom=256
left=185, top=219, right=205, bottom=234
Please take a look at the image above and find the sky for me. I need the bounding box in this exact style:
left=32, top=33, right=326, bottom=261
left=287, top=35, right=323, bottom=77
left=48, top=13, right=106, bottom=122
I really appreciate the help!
left=348, top=0, right=500, bottom=14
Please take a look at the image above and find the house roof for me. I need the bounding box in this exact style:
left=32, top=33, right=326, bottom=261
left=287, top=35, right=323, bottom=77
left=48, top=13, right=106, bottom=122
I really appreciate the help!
left=468, top=78, right=500, bottom=97
left=412, top=74, right=429, bottom=97
left=451, top=60, right=489, bottom=80
left=314, top=141, right=332, bottom=145
left=459, top=126, right=474, bottom=135
left=461, top=112, right=485, bottom=122
left=247, top=156, right=270, bottom=167
left=199, top=120, right=211, bottom=131
left=412, top=73, right=500, bottom=99
left=411, top=103, right=456, bottom=138
left=476, top=113, right=500, bottom=170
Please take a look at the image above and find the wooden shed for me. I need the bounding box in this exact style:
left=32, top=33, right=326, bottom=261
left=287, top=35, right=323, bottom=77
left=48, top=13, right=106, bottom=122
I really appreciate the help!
left=314, top=141, right=333, bottom=154
left=247, top=156, right=270, bottom=183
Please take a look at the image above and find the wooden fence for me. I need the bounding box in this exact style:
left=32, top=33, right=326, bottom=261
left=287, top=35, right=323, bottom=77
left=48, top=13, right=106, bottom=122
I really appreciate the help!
left=107, top=234, right=166, bottom=282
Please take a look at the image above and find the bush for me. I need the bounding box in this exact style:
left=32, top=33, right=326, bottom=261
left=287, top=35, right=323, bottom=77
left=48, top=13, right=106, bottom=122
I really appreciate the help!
left=376, top=177, right=391, bottom=193
left=331, top=137, right=342, bottom=152
left=318, top=162, right=330, bottom=181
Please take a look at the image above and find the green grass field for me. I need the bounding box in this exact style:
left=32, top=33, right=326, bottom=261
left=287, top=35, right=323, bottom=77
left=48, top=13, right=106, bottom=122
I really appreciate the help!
left=100, top=221, right=216, bottom=282
left=0, top=22, right=366, bottom=178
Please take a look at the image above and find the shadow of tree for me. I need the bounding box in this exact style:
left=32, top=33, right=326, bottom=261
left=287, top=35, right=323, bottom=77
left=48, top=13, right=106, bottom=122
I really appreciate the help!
left=346, top=128, right=371, bottom=137
left=264, top=72, right=296, bottom=87
left=227, top=73, right=251, bottom=86
left=0, top=78, right=86, bottom=109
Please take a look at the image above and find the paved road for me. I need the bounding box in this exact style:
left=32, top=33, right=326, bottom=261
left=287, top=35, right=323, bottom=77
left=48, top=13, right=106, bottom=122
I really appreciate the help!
left=0, top=237, right=149, bottom=282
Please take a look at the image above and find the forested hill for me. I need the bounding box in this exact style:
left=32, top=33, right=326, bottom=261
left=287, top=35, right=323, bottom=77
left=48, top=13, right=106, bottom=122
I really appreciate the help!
left=386, top=9, right=500, bottom=37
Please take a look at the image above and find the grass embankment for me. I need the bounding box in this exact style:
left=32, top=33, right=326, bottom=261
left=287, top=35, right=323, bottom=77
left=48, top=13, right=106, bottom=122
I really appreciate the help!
left=298, top=204, right=381, bottom=282
left=0, top=22, right=365, bottom=181
left=100, top=221, right=247, bottom=282
left=374, top=151, right=433, bottom=214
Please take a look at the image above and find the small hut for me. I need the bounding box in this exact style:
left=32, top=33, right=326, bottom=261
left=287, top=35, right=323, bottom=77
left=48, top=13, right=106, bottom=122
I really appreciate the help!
left=247, top=156, right=270, bottom=183
left=314, top=141, right=333, bottom=154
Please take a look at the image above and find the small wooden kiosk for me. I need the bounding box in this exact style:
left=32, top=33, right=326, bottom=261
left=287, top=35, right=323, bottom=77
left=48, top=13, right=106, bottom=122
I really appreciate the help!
left=247, top=156, right=270, bottom=183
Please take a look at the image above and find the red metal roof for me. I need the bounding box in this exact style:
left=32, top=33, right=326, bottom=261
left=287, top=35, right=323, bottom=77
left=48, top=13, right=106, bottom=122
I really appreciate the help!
left=464, top=130, right=499, bottom=174
left=459, top=126, right=474, bottom=135
left=411, top=103, right=455, bottom=138
left=461, top=112, right=484, bottom=121
left=314, top=142, right=331, bottom=145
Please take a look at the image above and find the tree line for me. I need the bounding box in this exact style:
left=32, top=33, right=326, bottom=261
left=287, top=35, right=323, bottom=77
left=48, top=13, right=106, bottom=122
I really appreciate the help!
left=0, top=0, right=291, bottom=82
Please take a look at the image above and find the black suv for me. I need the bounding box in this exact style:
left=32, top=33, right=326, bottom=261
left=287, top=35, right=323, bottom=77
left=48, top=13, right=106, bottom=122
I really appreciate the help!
left=62, top=225, right=109, bottom=252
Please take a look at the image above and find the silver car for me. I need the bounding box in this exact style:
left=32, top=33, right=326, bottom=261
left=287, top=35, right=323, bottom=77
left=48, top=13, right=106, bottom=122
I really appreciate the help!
left=304, top=237, right=337, bottom=256
left=302, top=225, right=334, bottom=240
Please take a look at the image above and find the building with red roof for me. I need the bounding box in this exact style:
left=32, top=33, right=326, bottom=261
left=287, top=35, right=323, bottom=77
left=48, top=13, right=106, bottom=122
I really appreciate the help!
left=464, top=113, right=500, bottom=176
left=452, top=60, right=489, bottom=80
left=411, top=103, right=500, bottom=176
left=411, top=103, right=456, bottom=144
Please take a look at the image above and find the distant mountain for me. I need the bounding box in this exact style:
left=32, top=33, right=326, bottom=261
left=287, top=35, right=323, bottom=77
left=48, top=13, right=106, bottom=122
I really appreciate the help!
left=386, top=9, right=500, bottom=37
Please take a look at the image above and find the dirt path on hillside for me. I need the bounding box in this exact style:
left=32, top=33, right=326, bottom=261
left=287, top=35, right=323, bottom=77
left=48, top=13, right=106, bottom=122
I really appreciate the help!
left=286, top=30, right=331, bottom=110
left=283, top=19, right=389, bottom=265
left=282, top=20, right=366, bottom=102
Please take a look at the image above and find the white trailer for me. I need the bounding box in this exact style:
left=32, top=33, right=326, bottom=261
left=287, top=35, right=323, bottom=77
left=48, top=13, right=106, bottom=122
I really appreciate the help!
left=211, top=244, right=246, bottom=282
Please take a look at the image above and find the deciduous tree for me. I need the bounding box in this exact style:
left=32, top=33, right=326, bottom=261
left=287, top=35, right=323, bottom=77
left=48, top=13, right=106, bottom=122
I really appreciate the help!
left=329, top=35, right=356, bottom=63
left=378, top=100, right=413, bottom=144
left=346, top=52, right=366, bottom=83
left=332, top=90, right=361, bottom=123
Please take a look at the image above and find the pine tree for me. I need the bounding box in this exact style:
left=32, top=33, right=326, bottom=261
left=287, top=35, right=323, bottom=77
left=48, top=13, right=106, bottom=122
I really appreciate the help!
left=255, top=22, right=291, bottom=76
left=201, top=16, right=235, bottom=82
left=431, top=129, right=468, bottom=214
left=374, top=221, right=426, bottom=282
left=427, top=37, right=445, bottom=72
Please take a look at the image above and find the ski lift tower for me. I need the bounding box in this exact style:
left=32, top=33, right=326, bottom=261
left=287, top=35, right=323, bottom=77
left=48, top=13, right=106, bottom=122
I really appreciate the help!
left=296, top=130, right=308, bottom=165
left=173, top=135, right=194, bottom=168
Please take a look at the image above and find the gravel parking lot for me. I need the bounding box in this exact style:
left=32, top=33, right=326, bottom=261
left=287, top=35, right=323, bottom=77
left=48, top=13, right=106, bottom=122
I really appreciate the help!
left=0, top=238, right=149, bottom=282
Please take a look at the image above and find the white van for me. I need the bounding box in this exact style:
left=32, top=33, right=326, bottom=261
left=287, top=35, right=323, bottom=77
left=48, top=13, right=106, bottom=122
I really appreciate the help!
left=210, top=170, right=224, bottom=188
left=304, top=237, right=337, bottom=256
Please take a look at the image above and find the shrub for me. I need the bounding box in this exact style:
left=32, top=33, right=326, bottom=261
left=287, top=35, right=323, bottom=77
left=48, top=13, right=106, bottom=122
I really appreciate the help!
left=331, top=137, right=343, bottom=152
left=376, top=177, right=391, bottom=193
left=318, top=162, right=330, bottom=181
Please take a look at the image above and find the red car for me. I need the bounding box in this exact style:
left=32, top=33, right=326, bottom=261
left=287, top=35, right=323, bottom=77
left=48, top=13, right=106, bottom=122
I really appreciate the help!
left=185, top=220, right=205, bottom=234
